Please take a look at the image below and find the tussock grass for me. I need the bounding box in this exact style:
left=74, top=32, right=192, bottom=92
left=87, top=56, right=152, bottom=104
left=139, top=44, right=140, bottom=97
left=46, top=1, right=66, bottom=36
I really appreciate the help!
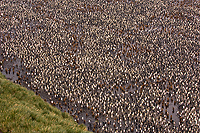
left=0, top=72, right=90, bottom=133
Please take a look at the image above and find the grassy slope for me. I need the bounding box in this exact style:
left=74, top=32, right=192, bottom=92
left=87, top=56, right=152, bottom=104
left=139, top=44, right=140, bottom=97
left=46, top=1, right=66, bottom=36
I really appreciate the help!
left=0, top=72, right=90, bottom=133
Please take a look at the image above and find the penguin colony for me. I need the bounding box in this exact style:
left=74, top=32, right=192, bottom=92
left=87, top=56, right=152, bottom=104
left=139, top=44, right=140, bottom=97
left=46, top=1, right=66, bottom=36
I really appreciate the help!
left=0, top=0, right=199, bottom=132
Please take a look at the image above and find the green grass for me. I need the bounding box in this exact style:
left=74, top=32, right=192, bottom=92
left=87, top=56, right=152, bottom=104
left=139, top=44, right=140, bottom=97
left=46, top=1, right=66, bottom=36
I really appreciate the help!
left=0, top=72, right=90, bottom=133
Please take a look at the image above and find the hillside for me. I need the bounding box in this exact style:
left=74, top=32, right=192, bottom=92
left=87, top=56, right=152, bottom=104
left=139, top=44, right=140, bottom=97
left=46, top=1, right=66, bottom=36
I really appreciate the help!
left=0, top=72, right=90, bottom=133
